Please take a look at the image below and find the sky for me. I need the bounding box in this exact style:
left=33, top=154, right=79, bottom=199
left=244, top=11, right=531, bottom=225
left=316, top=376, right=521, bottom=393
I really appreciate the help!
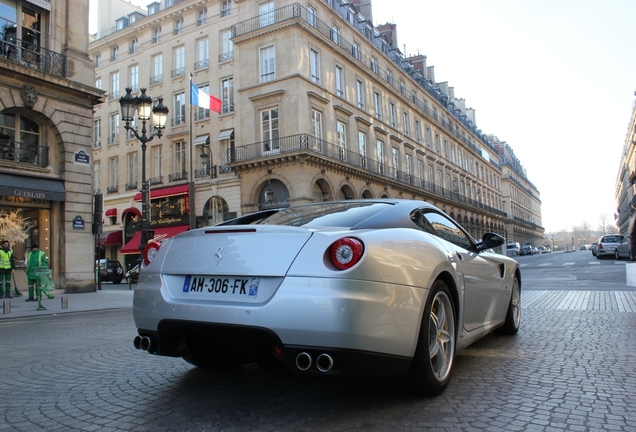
left=90, top=0, right=636, bottom=233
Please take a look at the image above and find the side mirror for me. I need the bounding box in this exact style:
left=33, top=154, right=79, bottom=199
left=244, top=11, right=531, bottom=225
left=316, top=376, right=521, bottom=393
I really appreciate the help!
left=474, top=232, right=505, bottom=252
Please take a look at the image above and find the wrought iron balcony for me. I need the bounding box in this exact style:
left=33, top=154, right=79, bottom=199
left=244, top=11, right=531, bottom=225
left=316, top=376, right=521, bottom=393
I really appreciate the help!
left=106, top=185, right=118, bottom=194
left=194, top=59, right=209, bottom=70
left=231, top=133, right=507, bottom=218
left=168, top=171, right=187, bottom=182
left=125, top=182, right=137, bottom=191
left=148, top=176, right=163, bottom=185
left=218, top=51, right=234, bottom=63
left=195, top=165, right=217, bottom=179
left=0, top=139, right=49, bottom=167
left=0, top=34, right=67, bottom=78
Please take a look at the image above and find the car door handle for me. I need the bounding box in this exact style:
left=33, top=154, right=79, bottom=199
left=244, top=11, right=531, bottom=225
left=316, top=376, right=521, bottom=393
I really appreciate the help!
left=456, top=252, right=464, bottom=261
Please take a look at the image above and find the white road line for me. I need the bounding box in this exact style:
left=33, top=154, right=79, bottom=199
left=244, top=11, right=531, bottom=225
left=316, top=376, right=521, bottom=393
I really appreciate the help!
left=588, top=262, right=600, bottom=265
left=563, top=262, right=575, bottom=266
left=537, top=263, right=553, bottom=267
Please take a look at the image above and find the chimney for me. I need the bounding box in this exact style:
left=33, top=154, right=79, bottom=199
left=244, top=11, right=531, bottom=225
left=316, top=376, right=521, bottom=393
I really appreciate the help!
left=426, top=66, right=435, bottom=83
left=408, top=54, right=427, bottom=77
left=377, top=23, right=398, bottom=48
left=348, top=0, right=373, bottom=24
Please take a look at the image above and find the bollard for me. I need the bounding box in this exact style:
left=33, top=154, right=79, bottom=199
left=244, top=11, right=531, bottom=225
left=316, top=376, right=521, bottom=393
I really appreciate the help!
left=61, top=296, right=68, bottom=309
left=2, top=300, right=10, bottom=314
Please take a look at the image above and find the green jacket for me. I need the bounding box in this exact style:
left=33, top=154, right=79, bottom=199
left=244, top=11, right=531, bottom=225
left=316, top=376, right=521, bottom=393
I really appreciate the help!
left=26, top=249, right=48, bottom=278
left=0, top=249, right=13, bottom=270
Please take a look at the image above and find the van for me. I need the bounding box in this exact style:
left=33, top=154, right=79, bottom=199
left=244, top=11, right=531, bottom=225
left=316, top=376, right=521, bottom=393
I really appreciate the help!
left=506, top=242, right=521, bottom=256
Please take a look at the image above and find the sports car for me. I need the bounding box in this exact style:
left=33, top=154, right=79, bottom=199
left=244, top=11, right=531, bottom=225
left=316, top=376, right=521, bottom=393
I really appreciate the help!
left=132, top=200, right=521, bottom=395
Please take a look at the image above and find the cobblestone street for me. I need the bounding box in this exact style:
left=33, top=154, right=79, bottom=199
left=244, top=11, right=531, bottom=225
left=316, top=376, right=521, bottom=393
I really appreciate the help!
left=1, top=289, right=635, bottom=431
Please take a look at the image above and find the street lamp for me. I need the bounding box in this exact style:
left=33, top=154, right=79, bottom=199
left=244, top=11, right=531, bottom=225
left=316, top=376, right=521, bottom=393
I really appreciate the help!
left=119, top=87, right=169, bottom=260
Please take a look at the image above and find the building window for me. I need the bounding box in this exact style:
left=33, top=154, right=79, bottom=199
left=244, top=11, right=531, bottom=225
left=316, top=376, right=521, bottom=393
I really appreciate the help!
left=418, top=160, right=424, bottom=187
left=109, top=113, right=119, bottom=145
left=111, top=45, right=119, bottom=61
left=386, top=70, right=393, bottom=86
left=358, top=132, right=366, bottom=168
left=196, top=38, right=209, bottom=69
left=129, top=65, right=138, bottom=92
left=352, top=43, right=360, bottom=60
left=444, top=139, right=449, bottom=159
left=310, top=48, right=320, bottom=83
left=403, top=112, right=410, bottom=136
left=425, top=127, right=432, bottom=149
left=151, top=54, right=162, bottom=84
left=94, top=53, right=101, bottom=67
left=174, top=17, right=183, bottom=35
left=389, top=102, right=396, bottom=128
left=173, top=46, right=185, bottom=78
left=392, top=148, right=399, bottom=179
left=435, top=133, right=441, bottom=154
left=110, top=72, right=120, bottom=100
left=405, top=154, right=412, bottom=181
left=337, top=121, right=346, bottom=161
left=127, top=153, right=138, bottom=187
left=173, top=92, right=186, bottom=126
left=376, top=140, right=384, bottom=174
left=221, top=30, right=233, bottom=62
left=152, top=27, right=161, bottom=43
left=331, top=25, right=339, bottom=44
left=260, top=45, right=275, bottom=82
left=174, top=141, right=186, bottom=175
left=130, top=38, right=138, bottom=54
left=356, top=80, right=364, bottom=110
left=94, top=162, right=101, bottom=193
left=261, top=108, right=279, bottom=153
left=259, top=2, right=274, bottom=27
left=152, top=146, right=162, bottom=179
left=374, top=92, right=382, bottom=120
left=197, top=8, right=207, bottom=26
left=95, top=78, right=102, bottom=90
left=221, top=77, right=234, bottom=114
left=335, top=65, right=344, bottom=97
left=93, top=119, right=101, bottom=148
left=311, top=109, right=322, bottom=141
left=370, top=57, right=378, bottom=74
left=415, top=120, right=422, bottom=143
left=221, top=0, right=232, bottom=16
left=307, top=5, right=316, bottom=27
left=108, top=157, right=118, bottom=192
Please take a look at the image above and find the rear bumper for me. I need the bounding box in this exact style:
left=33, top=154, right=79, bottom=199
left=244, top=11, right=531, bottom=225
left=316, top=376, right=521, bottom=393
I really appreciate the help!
left=133, top=276, right=426, bottom=359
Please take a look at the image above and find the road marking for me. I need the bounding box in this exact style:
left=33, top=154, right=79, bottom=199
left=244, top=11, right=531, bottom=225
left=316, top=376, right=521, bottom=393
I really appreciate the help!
left=522, top=291, right=636, bottom=312
left=537, top=263, right=553, bottom=267
left=588, top=262, right=600, bottom=265
left=563, top=262, right=575, bottom=266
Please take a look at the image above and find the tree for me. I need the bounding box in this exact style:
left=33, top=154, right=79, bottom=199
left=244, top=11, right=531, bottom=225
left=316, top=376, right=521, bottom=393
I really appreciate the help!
left=0, top=211, right=31, bottom=244
left=597, top=213, right=618, bottom=234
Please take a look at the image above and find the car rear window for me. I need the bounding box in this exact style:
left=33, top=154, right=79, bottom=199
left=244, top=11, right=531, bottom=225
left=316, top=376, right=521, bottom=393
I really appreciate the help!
left=257, top=202, right=391, bottom=227
left=602, top=236, right=622, bottom=243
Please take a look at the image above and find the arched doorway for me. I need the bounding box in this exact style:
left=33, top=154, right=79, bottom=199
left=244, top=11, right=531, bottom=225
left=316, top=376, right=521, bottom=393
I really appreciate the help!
left=259, top=179, right=290, bottom=210
left=312, top=179, right=330, bottom=202
left=338, top=184, right=355, bottom=200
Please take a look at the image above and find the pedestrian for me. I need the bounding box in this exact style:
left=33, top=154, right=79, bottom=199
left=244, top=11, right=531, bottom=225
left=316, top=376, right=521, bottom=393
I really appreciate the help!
left=0, top=239, right=16, bottom=298
left=25, top=243, right=47, bottom=302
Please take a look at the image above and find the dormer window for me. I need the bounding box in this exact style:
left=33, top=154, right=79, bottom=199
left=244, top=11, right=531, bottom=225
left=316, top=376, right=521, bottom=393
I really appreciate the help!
left=197, top=8, right=207, bottom=26
left=148, top=3, right=159, bottom=15
left=221, top=0, right=231, bottom=17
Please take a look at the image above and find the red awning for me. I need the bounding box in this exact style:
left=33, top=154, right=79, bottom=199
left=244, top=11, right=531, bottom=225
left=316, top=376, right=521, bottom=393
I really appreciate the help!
left=120, top=225, right=189, bottom=254
left=105, top=208, right=117, bottom=217
left=98, top=230, right=123, bottom=246
left=134, top=184, right=189, bottom=201
left=121, top=207, right=142, bottom=221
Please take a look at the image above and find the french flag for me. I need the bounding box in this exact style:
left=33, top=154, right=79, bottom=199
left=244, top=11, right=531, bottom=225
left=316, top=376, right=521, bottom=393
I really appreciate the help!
left=190, top=81, right=222, bottom=113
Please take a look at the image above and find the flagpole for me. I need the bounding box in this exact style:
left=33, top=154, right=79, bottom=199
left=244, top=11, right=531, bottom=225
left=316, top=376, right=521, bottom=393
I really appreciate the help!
left=188, top=72, right=195, bottom=230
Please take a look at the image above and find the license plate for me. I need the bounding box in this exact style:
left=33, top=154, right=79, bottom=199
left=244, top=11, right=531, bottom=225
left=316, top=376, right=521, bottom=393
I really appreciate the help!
left=182, top=275, right=259, bottom=298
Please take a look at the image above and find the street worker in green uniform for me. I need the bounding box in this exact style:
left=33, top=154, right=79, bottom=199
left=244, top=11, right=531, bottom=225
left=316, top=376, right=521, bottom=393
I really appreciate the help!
left=25, top=243, right=54, bottom=306
left=0, top=240, right=17, bottom=298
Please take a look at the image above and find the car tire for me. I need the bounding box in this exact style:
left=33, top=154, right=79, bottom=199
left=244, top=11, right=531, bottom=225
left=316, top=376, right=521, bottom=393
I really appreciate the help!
left=498, top=275, right=520, bottom=335
left=615, top=250, right=620, bottom=260
left=407, top=279, right=456, bottom=396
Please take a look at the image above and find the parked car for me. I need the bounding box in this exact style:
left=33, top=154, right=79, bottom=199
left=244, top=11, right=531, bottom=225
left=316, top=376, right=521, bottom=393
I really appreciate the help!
left=96, top=259, right=124, bottom=284
left=506, top=242, right=521, bottom=256
left=580, top=245, right=587, bottom=251
left=596, top=235, right=624, bottom=259
left=543, top=247, right=551, bottom=253
left=615, top=237, right=632, bottom=260
left=520, top=245, right=533, bottom=255
left=591, top=242, right=598, bottom=256
left=126, top=264, right=140, bottom=284
left=132, top=200, right=521, bottom=396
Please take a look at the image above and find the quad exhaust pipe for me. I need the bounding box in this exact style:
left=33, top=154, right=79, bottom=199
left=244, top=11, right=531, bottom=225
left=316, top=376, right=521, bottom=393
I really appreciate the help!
left=133, top=335, right=155, bottom=352
left=295, top=352, right=334, bottom=372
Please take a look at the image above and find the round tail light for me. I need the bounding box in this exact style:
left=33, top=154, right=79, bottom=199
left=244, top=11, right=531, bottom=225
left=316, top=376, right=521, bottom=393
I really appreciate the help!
left=329, top=237, right=364, bottom=270
left=143, top=241, right=161, bottom=266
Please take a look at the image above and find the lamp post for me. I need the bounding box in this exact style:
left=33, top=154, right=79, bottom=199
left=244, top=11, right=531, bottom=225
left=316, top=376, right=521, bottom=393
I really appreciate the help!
left=119, top=87, right=168, bottom=260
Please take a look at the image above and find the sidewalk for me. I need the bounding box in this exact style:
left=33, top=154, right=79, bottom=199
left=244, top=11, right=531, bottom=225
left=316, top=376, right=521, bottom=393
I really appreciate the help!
left=0, top=283, right=134, bottom=320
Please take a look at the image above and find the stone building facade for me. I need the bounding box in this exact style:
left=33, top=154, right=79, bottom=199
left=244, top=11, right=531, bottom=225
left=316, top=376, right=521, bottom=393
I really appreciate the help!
left=0, top=0, right=102, bottom=292
left=90, top=0, right=539, bottom=266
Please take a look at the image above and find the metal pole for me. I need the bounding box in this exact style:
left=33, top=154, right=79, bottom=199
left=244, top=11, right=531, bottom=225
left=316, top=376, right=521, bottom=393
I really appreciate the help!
left=189, top=72, right=196, bottom=230
left=139, top=122, right=150, bottom=261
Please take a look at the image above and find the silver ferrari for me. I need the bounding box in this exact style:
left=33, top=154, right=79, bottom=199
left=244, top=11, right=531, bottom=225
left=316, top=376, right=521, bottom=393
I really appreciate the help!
left=133, top=200, right=521, bottom=395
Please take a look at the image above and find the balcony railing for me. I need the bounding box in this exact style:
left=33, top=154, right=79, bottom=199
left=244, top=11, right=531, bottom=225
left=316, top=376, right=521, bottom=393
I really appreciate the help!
left=125, top=182, right=137, bottom=191
left=171, top=115, right=186, bottom=127
left=168, top=171, right=187, bottom=182
left=106, top=185, right=118, bottom=194
left=0, top=34, right=67, bottom=78
left=218, top=51, right=233, bottom=63
left=195, top=165, right=217, bottom=179
left=194, top=59, right=209, bottom=70
left=148, top=176, right=163, bottom=185
left=149, top=75, right=162, bottom=85
left=232, top=133, right=507, bottom=217
left=171, top=67, right=185, bottom=78
left=0, top=139, right=49, bottom=167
